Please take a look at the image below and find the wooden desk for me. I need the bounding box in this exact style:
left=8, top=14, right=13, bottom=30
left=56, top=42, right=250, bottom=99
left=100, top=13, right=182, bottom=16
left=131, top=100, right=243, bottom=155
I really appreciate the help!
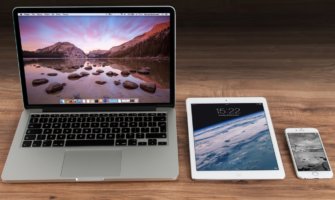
left=1, top=22, right=335, bottom=200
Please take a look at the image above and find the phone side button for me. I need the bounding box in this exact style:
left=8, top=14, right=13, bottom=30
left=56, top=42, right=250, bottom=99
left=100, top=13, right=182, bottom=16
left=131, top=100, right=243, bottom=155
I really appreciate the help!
left=312, top=171, right=319, bottom=176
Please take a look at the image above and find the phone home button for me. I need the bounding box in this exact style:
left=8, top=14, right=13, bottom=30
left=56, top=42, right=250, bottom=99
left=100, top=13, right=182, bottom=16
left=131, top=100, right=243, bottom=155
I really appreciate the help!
left=312, top=171, right=319, bottom=176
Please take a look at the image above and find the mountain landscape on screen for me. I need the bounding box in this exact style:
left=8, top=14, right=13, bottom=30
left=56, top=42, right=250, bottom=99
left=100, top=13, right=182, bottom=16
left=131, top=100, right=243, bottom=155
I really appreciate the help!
left=20, top=15, right=171, bottom=105
left=23, top=22, right=170, bottom=59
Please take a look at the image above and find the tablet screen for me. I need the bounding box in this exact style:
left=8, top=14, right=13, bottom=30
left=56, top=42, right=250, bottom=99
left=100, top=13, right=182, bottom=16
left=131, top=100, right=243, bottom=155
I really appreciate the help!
left=191, top=103, right=279, bottom=171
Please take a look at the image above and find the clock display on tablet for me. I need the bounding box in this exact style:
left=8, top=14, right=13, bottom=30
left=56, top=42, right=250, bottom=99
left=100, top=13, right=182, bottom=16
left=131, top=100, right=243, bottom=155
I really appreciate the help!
left=192, top=103, right=279, bottom=171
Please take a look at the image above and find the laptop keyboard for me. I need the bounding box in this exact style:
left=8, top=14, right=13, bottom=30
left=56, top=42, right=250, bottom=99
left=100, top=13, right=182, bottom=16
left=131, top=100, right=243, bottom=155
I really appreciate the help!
left=22, top=112, right=168, bottom=147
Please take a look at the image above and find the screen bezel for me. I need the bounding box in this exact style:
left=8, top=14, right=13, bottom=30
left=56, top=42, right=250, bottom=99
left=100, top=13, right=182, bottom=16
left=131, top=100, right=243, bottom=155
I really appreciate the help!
left=12, top=6, right=175, bottom=109
left=186, top=97, right=285, bottom=180
left=285, top=128, right=333, bottom=179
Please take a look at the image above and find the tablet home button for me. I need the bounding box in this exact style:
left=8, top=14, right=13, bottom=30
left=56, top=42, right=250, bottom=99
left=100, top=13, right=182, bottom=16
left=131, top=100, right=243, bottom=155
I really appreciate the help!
left=312, top=171, right=319, bottom=176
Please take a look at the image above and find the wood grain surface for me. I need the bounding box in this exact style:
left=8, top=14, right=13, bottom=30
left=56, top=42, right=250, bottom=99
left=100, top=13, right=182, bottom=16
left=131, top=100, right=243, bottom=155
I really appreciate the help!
left=1, top=1, right=335, bottom=199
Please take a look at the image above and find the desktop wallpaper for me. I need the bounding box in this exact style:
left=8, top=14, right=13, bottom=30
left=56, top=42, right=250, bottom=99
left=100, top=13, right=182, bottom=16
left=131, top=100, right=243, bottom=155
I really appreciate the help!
left=192, top=103, right=279, bottom=171
left=288, top=132, right=330, bottom=171
left=18, top=15, right=171, bottom=104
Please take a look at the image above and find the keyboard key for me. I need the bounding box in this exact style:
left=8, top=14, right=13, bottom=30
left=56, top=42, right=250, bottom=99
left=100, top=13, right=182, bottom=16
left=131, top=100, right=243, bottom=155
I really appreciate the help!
left=102, top=128, right=111, bottom=133
left=100, top=122, right=108, bottom=127
left=158, top=142, right=167, bottom=145
left=24, top=135, right=36, bottom=140
left=131, top=127, right=140, bottom=133
left=157, top=113, right=166, bottom=116
left=128, top=139, right=137, bottom=146
left=150, top=127, right=160, bottom=132
left=146, top=133, right=167, bottom=139
left=26, top=129, right=42, bottom=134
left=139, top=122, right=147, bottom=127
left=28, top=123, right=42, bottom=129
left=53, top=140, right=65, bottom=147
left=136, top=133, right=145, bottom=139
left=30, top=117, right=39, bottom=123
left=83, top=128, right=91, bottom=133
left=81, top=123, right=90, bottom=128
left=53, top=129, right=62, bottom=134
left=73, top=128, right=82, bottom=134
left=129, top=122, right=137, bottom=127
left=42, top=140, right=52, bottom=147
left=87, top=117, right=95, bottom=122
left=32, top=141, right=42, bottom=147
left=39, top=118, right=48, bottom=123
left=22, top=141, right=32, bottom=147
left=126, top=133, right=135, bottom=139
left=37, top=134, right=46, bottom=140
left=62, top=123, right=70, bottom=128
left=116, top=133, right=125, bottom=139
left=42, top=123, right=51, bottom=128
left=68, top=118, right=76, bottom=123
left=120, top=122, right=128, bottom=127
left=63, top=129, right=72, bottom=134
left=115, top=139, right=127, bottom=146
left=77, top=134, right=85, bottom=139
left=141, top=128, right=149, bottom=132
left=115, top=117, right=123, bottom=122
left=138, top=142, right=147, bottom=146
left=110, top=122, right=118, bottom=127
left=112, top=128, right=120, bottom=133
left=58, top=118, right=67, bottom=123
left=158, top=122, right=166, bottom=127
left=67, top=134, right=76, bottom=139
left=47, top=135, right=56, bottom=140
left=91, top=123, right=99, bottom=128
left=77, top=118, right=86, bottom=122
left=121, top=128, right=130, bottom=133
left=96, top=117, right=105, bottom=122
left=154, top=116, right=166, bottom=121
left=43, top=129, right=52, bottom=134
left=144, top=117, right=152, bottom=121
left=148, top=122, right=157, bottom=127
left=57, top=134, right=66, bottom=140
left=87, top=134, right=95, bottom=139
left=125, top=117, right=133, bottom=122
left=160, top=126, right=167, bottom=132
left=97, top=134, right=105, bottom=139
left=93, top=128, right=101, bottom=133
left=106, top=134, right=115, bottom=139
left=148, top=139, right=157, bottom=145
left=71, top=123, right=80, bottom=128
left=52, top=123, right=61, bottom=128
left=66, top=140, right=114, bottom=146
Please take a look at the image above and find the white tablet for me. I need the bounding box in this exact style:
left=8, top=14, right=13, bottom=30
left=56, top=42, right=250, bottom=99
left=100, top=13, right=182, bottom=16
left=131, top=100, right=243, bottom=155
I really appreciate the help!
left=186, top=97, right=285, bottom=180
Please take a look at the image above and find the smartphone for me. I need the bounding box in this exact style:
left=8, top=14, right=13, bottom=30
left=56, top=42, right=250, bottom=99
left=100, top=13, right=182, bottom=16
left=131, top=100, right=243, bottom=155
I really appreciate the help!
left=285, top=128, right=333, bottom=179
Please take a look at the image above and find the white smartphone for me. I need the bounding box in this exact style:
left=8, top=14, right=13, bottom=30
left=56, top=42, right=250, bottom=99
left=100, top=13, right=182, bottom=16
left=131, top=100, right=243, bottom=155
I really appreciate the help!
left=285, top=128, right=333, bottom=179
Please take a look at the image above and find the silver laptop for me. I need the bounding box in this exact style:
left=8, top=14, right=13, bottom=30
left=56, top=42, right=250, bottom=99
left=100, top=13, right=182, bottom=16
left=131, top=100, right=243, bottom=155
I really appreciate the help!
left=1, top=6, right=178, bottom=182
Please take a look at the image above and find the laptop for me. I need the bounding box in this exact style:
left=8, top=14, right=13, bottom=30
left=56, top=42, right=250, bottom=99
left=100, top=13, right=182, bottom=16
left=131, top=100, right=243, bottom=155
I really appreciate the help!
left=1, top=6, right=178, bottom=182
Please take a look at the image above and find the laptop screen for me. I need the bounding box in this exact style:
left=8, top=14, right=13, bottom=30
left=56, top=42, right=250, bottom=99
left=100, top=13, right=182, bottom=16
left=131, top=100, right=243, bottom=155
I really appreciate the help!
left=16, top=11, right=172, bottom=105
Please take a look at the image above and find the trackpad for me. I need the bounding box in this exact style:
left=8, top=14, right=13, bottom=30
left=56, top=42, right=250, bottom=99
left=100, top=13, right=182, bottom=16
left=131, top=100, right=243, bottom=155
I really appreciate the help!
left=61, top=150, right=122, bottom=178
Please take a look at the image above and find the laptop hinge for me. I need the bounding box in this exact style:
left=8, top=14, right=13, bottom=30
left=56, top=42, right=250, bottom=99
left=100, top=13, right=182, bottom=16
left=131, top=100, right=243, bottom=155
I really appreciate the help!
left=42, top=106, right=157, bottom=113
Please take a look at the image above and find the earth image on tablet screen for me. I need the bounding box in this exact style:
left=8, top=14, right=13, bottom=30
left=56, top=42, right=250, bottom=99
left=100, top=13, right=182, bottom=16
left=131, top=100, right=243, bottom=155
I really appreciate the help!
left=194, top=111, right=278, bottom=171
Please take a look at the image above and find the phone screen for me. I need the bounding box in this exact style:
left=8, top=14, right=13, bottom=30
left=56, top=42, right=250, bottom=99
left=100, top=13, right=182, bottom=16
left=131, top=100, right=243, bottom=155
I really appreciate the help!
left=287, top=132, right=331, bottom=171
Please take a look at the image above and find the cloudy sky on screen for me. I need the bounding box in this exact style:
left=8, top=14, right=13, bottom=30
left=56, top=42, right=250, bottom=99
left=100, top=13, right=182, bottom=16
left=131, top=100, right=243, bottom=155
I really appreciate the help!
left=19, top=16, right=169, bottom=53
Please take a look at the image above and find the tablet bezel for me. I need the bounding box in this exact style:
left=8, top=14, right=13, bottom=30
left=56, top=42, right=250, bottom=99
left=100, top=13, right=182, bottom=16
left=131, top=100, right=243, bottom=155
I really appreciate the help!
left=186, top=97, right=285, bottom=180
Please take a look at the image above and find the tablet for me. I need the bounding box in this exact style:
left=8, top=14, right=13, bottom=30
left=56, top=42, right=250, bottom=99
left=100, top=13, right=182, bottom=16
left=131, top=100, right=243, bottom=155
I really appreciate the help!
left=186, top=97, right=285, bottom=180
